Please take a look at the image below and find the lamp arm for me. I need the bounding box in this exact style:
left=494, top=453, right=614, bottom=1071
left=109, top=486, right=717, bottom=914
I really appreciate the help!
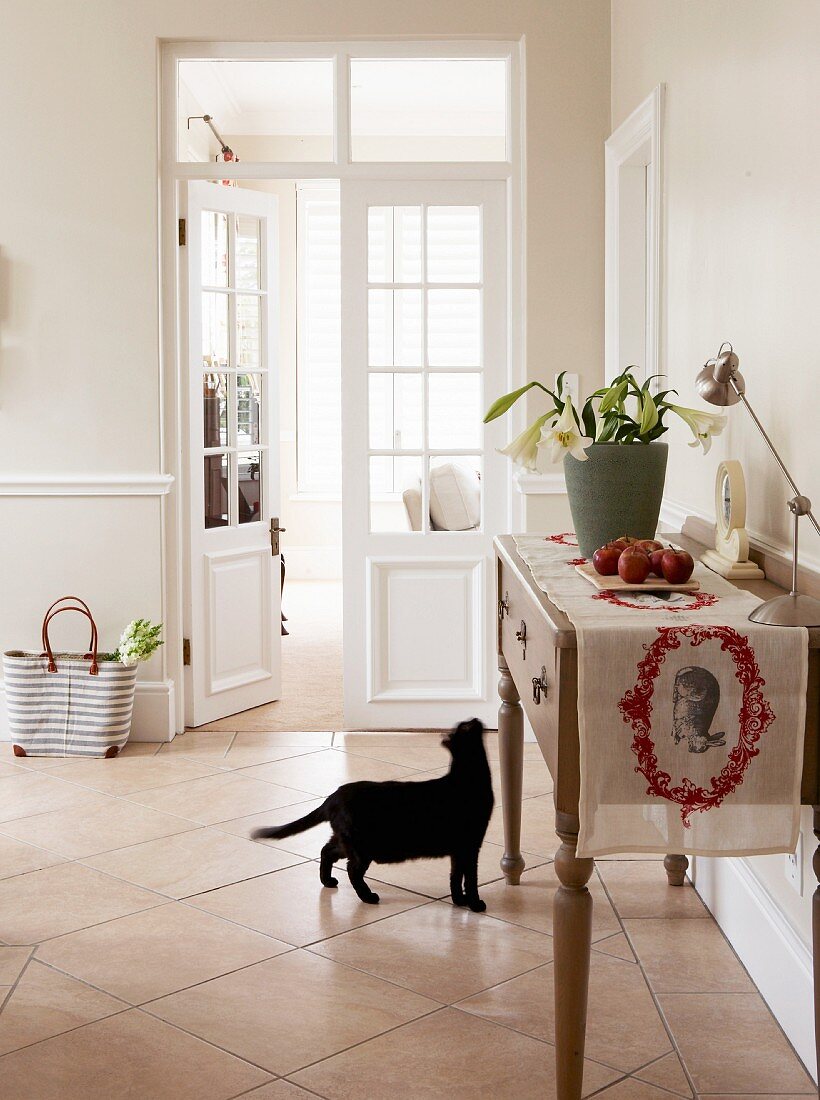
left=732, top=378, right=820, bottom=539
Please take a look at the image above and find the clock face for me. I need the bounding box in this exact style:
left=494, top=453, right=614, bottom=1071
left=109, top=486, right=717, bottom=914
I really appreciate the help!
left=714, top=460, right=746, bottom=545
left=721, top=471, right=732, bottom=527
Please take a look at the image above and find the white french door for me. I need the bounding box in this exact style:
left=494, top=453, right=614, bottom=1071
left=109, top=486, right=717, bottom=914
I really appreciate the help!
left=184, top=182, right=281, bottom=727
left=341, top=180, right=508, bottom=729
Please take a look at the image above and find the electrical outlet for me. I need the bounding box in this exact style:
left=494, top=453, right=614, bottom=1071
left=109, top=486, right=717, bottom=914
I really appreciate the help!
left=558, top=372, right=580, bottom=405
left=785, top=832, right=803, bottom=894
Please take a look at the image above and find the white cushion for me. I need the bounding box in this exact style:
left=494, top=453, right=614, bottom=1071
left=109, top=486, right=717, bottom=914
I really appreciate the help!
left=429, top=463, right=480, bottom=531
left=402, top=482, right=424, bottom=531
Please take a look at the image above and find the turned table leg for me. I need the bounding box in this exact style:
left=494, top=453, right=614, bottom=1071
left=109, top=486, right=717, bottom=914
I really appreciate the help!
left=498, top=654, right=525, bottom=884
left=813, top=808, right=820, bottom=1085
left=664, top=853, right=689, bottom=887
left=554, top=812, right=594, bottom=1100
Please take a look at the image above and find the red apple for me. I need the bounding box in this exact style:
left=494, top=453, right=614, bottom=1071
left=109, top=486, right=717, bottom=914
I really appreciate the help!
left=636, top=539, right=664, bottom=555
left=592, top=545, right=621, bottom=576
left=616, top=534, right=641, bottom=547
left=618, top=546, right=651, bottom=584
left=661, top=548, right=695, bottom=584
left=608, top=537, right=630, bottom=552
left=649, top=548, right=667, bottom=577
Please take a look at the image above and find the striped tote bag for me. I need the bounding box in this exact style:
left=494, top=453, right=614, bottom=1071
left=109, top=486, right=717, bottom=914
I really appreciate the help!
left=3, top=598, right=137, bottom=758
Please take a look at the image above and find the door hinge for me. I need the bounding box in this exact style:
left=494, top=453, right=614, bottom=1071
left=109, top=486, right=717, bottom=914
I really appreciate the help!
left=182, top=638, right=191, bottom=666
left=270, top=517, right=286, bottom=556
left=178, top=218, right=186, bottom=246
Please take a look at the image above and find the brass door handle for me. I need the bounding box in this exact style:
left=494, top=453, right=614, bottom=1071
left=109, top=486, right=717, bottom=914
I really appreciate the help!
left=270, top=518, right=286, bottom=556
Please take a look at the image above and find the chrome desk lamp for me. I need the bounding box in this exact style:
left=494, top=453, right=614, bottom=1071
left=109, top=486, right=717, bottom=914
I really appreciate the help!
left=696, top=343, right=820, bottom=626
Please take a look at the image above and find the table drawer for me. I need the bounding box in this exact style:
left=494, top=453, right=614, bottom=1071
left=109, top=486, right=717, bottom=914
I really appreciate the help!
left=498, top=559, right=561, bottom=772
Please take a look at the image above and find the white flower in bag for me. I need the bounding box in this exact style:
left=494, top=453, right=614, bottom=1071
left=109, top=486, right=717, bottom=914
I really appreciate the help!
left=116, top=619, right=163, bottom=666
left=538, top=396, right=594, bottom=463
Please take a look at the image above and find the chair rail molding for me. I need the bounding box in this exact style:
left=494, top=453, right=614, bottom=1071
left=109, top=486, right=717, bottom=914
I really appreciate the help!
left=0, top=474, right=174, bottom=497
left=513, top=470, right=567, bottom=495
left=661, top=494, right=820, bottom=582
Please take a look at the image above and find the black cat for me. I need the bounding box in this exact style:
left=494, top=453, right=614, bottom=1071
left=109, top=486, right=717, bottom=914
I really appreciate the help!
left=252, top=718, right=494, bottom=912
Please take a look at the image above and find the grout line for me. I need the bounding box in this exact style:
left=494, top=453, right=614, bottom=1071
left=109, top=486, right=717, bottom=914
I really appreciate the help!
left=270, top=1004, right=449, bottom=1080
left=594, top=866, right=699, bottom=1098
left=0, top=947, right=36, bottom=1015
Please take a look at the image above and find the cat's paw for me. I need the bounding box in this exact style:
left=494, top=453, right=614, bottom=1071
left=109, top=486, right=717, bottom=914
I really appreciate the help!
left=362, top=892, right=380, bottom=905
left=322, top=877, right=339, bottom=888
left=468, top=899, right=486, bottom=913
left=451, top=894, right=467, bottom=907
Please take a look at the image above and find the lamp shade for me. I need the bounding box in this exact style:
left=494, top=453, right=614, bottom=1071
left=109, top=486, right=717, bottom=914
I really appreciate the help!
left=696, top=349, right=745, bottom=407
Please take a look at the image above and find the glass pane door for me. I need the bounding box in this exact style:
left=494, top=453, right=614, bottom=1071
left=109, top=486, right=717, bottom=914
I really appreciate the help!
left=366, top=204, right=484, bottom=534
left=341, top=180, right=508, bottom=729
left=201, top=208, right=268, bottom=529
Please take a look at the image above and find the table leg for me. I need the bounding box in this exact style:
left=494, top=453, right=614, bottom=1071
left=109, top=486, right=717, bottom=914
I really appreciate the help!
left=554, top=812, right=594, bottom=1100
left=664, top=853, right=689, bottom=887
left=498, top=654, right=525, bottom=885
left=813, top=807, right=820, bottom=1086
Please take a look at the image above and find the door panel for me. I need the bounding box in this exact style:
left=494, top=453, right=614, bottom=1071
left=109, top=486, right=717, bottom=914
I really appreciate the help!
left=185, top=181, right=281, bottom=727
left=341, top=180, right=508, bottom=729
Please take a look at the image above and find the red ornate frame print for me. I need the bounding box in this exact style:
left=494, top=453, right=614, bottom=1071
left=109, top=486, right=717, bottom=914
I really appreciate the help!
left=618, top=624, right=774, bottom=826
left=593, top=590, right=719, bottom=614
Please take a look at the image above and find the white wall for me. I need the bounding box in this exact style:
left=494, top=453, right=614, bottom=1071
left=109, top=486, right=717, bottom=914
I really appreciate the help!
left=612, top=0, right=820, bottom=1073
left=0, top=0, right=610, bottom=739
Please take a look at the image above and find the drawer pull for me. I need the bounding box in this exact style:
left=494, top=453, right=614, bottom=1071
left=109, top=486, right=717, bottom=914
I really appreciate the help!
left=515, top=620, right=527, bottom=660
left=498, top=591, right=510, bottom=620
left=532, top=666, right=548, bottom=704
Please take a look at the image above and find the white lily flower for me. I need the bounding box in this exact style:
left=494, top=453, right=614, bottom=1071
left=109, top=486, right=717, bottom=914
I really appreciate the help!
left=670, top=404, right=727, bottom=454
left=538, top=396, right=594, bottom=463
left=498, top=414, right=551, bottom=471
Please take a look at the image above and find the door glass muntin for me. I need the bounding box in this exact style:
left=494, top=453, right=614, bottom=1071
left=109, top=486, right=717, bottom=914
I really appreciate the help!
left=200, top=208, right=268, bottom=529
left=365, top=201, right=483, bottom=533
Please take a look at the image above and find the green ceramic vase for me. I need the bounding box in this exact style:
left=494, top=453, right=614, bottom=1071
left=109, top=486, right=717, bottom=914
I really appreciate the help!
left=563, top=442, right=669, bottom=558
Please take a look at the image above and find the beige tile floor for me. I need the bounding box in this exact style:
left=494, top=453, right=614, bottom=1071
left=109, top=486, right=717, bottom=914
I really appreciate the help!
left=0, top=731, right=814, bottom=1099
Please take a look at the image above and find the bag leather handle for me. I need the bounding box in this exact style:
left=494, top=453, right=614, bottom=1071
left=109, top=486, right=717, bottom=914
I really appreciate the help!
left=41, top=599, right=99, bottom=675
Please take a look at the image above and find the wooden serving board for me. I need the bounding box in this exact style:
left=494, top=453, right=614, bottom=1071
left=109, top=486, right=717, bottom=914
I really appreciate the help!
left=574, top=561, right=700, bottom=593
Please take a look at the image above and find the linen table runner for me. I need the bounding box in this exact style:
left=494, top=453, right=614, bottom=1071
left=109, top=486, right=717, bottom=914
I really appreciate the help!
left=514, top=534, right=808, bottom=858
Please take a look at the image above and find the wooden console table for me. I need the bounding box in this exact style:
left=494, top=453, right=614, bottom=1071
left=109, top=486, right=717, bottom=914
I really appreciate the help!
left=494, top=533, right=820, bottom=1100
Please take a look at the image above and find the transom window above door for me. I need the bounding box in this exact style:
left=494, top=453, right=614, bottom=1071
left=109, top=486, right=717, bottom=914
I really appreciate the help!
left=176, top=56, right=509, bottom=165
left=201, top=208, right=268, bottom=529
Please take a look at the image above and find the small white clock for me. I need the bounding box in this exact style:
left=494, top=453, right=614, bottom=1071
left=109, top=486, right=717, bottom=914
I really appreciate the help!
left=701, top=460, right=764, bottom=579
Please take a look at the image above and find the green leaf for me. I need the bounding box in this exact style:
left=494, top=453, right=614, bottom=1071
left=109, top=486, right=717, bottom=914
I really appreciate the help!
left=581, top=400, right=597, bottom=442
left=598, top=379, right=628, bottom=415
left=483, top=381, right=553, bottom=423
left=597, top=413, right=616, bottom=442
left=555, top=371, right=566, bottom=397
left=639, top=391, right=659, bottom=434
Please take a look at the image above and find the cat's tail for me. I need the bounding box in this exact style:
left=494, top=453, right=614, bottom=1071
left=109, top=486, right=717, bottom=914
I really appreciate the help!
left=251, top=804, right=328, bottom=840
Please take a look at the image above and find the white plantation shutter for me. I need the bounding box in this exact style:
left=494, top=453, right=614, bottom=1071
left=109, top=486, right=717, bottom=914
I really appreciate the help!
left=297, top=194, right=483, bottom=495
left=297, top=187, right=342, bottom=493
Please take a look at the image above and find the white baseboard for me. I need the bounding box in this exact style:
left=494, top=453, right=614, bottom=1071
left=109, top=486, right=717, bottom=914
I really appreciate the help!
left=0, top=680, right=176, bottom=746
left=691, top=855, right=816, bottom=1080
left=129, top=680, right=175, bottom=742
left=285, top=546, right=342, bottom=580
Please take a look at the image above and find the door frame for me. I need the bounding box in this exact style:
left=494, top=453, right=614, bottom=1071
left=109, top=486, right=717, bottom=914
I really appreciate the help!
left=605, top=84, right=664, bottom=387
left=159, top=38, right=526, bottom=733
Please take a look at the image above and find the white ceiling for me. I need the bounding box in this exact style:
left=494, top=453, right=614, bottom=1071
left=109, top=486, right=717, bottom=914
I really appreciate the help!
left=179, top=58, right=507, bottom=137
